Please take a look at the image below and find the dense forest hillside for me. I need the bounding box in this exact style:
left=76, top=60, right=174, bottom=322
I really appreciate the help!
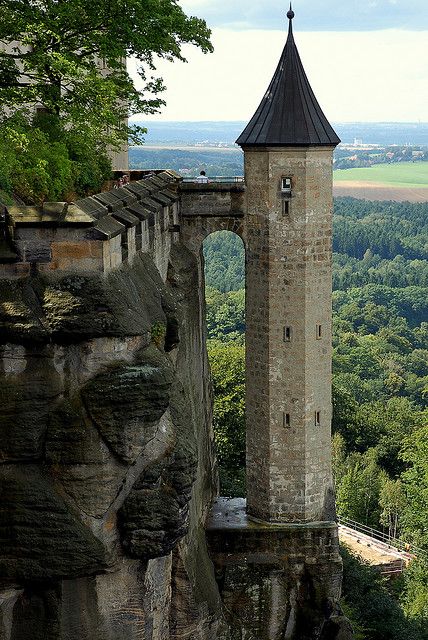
left=203, top=197, right=428, bottom=637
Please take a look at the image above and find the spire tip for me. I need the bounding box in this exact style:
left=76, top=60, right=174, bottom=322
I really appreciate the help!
left=287, top=3, right=295, bottom=20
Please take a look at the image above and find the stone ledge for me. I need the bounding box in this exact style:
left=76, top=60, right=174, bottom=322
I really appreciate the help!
left=206, top=498, right=344, bottom=640
left=7, top=203, right=95, bottom=226
left=179, top=183, right=246, bottom=193
left=206, top=498, right=337, bottom=532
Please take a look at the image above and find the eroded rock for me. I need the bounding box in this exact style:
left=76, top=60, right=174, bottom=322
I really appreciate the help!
left=0, top=349, right=62, bottom=462
left=81, top=344, right=175, bottom=463
left=0, top=465, right=109, bottom=581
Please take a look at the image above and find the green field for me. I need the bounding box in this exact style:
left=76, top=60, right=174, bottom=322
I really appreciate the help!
left=333, top=161, right=428, bottom=188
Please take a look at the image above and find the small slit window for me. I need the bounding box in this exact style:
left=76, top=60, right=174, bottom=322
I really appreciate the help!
left=284, top=412, right=291, bottom=428
left=282, top=200, right=289, bottom=216
left=316, top=324, right=322, bottom=340
left=284, top=326, right=292, bottom=342
left=281, top=177, right=292, bottom=194
left=315, top=411, right=321, bottom=426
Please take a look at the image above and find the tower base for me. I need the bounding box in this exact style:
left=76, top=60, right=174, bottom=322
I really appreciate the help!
left=206, top=498, right=352, bottom=640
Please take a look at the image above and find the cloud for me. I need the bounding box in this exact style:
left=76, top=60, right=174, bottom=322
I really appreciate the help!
left=129, top=27, right=428, bottom=122
left=179, top=0, right=428, bottom=31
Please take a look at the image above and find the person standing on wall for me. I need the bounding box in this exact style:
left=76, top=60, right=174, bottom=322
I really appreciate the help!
left=196, top=170, right=209, bottom=183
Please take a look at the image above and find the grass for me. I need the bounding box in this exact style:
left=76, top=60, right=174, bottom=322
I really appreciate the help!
left=334, top=161, right=428, bottom=188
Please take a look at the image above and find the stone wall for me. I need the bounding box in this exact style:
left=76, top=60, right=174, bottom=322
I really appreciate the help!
left=0, top=173, right=228, bottom=640
left=244, top=147, right=336, bottom=524
left=0, top=173, right=349, bottom=639
left=207, top=499, right=351, bottom=640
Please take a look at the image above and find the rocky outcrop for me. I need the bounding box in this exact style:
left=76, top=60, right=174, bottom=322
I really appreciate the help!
left=0, top=175, right=348, bottom=639
left=0, top=176, right=226, bottom=639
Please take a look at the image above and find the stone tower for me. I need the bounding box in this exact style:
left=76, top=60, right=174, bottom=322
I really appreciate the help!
left=237, top=7, right=340, bottom=523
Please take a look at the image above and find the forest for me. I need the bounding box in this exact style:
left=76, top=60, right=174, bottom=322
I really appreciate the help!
left=203, top=197, right=428, bottom=638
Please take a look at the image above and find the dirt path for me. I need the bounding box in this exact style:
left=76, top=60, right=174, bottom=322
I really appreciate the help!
left=334, top=181, right=428, bottom=202
left=339, top=525, right=413, bottom=566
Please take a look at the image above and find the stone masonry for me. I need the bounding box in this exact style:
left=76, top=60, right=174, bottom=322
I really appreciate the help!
left=0, top=9, right=351, bottom=635
left=0, top=168, right=350, bottom=639
left=244, top=147, right=336, bottom=524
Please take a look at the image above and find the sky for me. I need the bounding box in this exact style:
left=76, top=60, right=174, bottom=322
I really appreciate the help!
left=129, top=0, right=428, bottom=123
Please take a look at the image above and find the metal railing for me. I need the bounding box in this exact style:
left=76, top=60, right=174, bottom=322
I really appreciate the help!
left=182, top=176, right=244, bottom=184
left=338, top=515, right=427, bottom=559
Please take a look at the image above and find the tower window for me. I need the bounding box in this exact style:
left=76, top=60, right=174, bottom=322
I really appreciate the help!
left=316, top=324, right=322, bottom=340
left=315, top=411, right=321, bottom=426
left=282, top=200, right=290, bottom=216
left=281, top=177, right=292, bottom=194
left=284, top=326, right=292, bottom=342
left=284, top=412, right=291, bottom=428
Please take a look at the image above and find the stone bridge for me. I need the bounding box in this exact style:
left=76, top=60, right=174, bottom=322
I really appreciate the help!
left=178, top=182, right=246, bottom=253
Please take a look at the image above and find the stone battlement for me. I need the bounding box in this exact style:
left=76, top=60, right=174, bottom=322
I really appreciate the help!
left=0, top=171, right=180, bottom=280
left=179, top=181, right=245, bottom=218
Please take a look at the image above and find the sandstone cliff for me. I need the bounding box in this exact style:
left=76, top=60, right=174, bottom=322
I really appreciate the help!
left=0, top=174, right=351, bottom=640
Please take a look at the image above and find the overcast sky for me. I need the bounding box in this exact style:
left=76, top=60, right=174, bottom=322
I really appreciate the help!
left=129, top=0, right=428, bottom=123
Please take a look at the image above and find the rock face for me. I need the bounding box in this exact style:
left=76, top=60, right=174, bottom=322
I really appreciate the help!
left=0, top=175, right=349, bottom=639
left=0, top=177, right=228, bottom=640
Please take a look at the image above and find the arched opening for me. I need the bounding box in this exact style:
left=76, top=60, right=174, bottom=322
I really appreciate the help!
left=202, top=230, right=246, bottom=497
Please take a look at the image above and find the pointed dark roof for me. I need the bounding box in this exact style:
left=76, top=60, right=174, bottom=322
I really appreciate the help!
left=236, top=8, right=340, bottom=148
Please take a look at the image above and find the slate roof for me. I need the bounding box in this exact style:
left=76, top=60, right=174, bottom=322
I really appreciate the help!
left=236, top=10, right=340, bottom=148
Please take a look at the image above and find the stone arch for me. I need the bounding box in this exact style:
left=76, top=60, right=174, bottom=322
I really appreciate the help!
left=180, top=215, right=245, bottom=256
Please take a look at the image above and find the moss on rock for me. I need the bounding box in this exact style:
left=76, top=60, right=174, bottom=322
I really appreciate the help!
left=81, top=343, right=175, bottom=462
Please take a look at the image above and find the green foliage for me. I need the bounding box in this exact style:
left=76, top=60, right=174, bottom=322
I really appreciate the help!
left=400, top=426, right=428, bottom=548
left=335, top=447, right=386, bottom=526
left=379, top=478, right=405, bottom=539
left=0, top=113, right=112, bottom=203
left=0, top=0, right=212, bottom=150
left=207, top=340, right=245, bottom=497
left=333, top=198, right=428, bottom=261
left=340, top=546, right=428, bottom=640
left=205, top=287, right=245, bottom=343
left=204, top=231, right=245, bottom=292
left=400, top=558, right=428, bottom=623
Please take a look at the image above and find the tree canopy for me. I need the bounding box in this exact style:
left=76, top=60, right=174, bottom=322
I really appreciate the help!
left=0, top=0, right=212, bottom=147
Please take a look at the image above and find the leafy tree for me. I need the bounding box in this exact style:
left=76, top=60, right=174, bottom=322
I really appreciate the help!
left=0, top=0, right=212, bottom=148
left=203, top=231, right=245, bottom=292
left=0, top=113, right=74, bottom=203
left=340, top=546, right=428, bottom=640
left=401, top=425, right=428, bottom=548
left=401, top=558, right=428, bottom=624
left=379, top=478, right=405, bottom=539
left=205, top=287, right=245, bottom=343
left=335, top=448, right=386, bottom=526
left=0, top=112, right=111, bottom=203
left=208, top=341, right=245, bottom=497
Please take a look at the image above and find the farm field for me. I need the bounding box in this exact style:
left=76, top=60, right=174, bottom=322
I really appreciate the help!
left=334, top=161, right=428, bottom=187
left=333, top=161, right=428, bottom=201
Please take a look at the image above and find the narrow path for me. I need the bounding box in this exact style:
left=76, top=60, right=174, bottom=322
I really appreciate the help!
left=339, top=524, right=413, bottom=574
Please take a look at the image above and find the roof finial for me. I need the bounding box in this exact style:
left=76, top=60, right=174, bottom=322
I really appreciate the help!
left=287, top=3, right=295, bottom=21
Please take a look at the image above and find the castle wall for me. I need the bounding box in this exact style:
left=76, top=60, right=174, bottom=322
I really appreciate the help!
left=0, top=175, right=347, bottom=640
left=207, top=499, right=347, bottom=640
left=0, top=174, right=228, bottom=640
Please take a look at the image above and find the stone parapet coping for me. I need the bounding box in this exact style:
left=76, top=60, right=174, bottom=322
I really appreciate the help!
left=0, top=171, right=181, bottom=273
left=206, top=497, right=337, bottom=531
left=180, top=183, right=246, bottom=193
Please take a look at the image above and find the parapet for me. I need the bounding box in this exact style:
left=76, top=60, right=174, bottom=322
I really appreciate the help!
left=179, top=179, right=246, bottom=217
left=0, top=171, right=180, bottom=278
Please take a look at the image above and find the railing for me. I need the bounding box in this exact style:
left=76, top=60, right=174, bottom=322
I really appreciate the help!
left=338, top=515, right=427, bottom=559
left=182, top=176, right=245, bottom=184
